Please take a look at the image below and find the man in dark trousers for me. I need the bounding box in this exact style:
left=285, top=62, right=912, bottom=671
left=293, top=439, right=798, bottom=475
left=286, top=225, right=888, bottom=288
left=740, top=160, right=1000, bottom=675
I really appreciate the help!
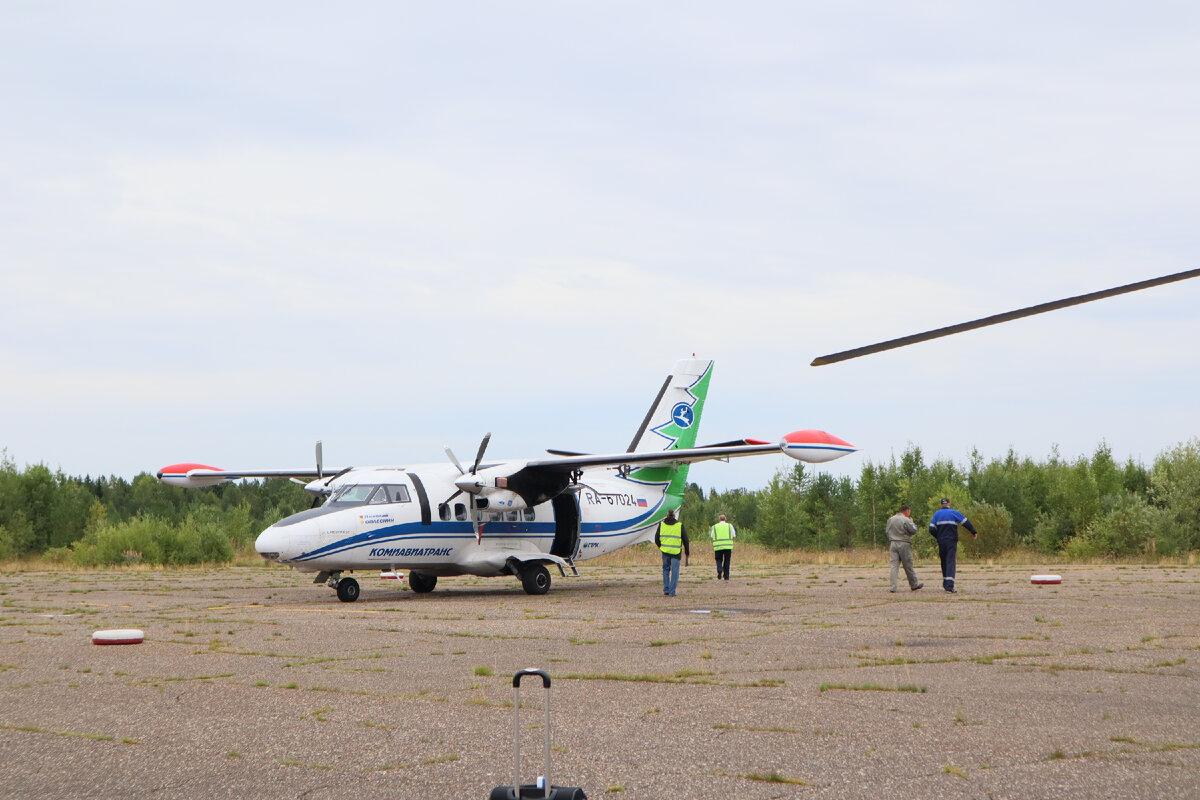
left=655, top=508, right=690, bottom=596
left=709, top=513, right=736, bottom=580
left=929, top=498, right=978, bottom=593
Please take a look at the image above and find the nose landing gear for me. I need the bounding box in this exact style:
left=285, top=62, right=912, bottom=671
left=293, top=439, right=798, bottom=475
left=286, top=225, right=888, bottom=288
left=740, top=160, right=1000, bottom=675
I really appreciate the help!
left=323, top=571, right=361, bottom=602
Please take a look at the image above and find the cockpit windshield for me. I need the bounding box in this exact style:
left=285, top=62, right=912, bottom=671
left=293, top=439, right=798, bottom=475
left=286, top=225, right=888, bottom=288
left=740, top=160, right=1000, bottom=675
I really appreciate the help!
left=327, top=484, right=412, bottom=507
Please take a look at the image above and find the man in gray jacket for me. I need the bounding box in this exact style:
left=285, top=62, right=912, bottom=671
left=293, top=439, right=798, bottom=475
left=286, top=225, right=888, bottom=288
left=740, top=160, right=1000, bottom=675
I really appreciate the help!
left=886, top=505, right=924, bottom=592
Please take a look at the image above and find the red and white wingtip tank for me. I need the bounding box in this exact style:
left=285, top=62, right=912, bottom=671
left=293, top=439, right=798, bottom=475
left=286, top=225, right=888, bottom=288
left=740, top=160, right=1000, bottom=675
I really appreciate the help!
left=157, top=464, right=231, bottom=488
left=779, top=430, right=857, bottom=463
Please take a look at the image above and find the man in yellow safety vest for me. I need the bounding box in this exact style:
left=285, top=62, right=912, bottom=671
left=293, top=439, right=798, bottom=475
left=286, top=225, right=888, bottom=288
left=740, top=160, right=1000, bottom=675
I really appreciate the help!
left=654, top=509, right=690, bottom=596
left=709, top=513, right=736, bottom=580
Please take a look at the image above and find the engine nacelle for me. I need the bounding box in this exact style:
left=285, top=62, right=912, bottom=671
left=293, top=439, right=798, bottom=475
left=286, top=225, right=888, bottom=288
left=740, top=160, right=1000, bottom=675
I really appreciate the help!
left=475, top=487, right=530, bottom=511
left=455, top=463, right=571, bottom=509
left=157, top=463, right=232, bottom=488
left=302, top=478, right=333, bottom=496
left=780, top=430, right=857, bottom=463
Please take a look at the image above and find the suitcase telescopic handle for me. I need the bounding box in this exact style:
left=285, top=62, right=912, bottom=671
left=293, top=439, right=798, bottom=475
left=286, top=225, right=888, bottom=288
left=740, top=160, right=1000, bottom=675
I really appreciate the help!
left=511, top=669, right=553, bottom=798
left=513, top=668, right=551, bottom=688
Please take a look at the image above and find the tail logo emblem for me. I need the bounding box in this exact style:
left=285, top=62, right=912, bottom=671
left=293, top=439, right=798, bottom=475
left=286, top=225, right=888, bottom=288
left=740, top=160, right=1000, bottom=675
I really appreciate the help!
left=671, top=402, right=694, bottom=429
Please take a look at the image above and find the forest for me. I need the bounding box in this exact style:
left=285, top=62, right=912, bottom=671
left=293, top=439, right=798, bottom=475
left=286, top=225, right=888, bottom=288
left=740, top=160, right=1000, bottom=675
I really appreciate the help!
left=1, top=438, right=1197, bottom=566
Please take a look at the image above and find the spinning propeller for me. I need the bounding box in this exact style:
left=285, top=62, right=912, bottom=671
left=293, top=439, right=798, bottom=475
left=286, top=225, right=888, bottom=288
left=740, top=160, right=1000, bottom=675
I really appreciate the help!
left=444, top=433, right=492, bottom=543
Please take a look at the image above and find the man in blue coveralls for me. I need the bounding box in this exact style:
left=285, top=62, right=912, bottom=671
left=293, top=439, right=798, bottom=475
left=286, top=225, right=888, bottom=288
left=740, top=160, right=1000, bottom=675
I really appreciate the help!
left=929, top=498, right=978, bottom=593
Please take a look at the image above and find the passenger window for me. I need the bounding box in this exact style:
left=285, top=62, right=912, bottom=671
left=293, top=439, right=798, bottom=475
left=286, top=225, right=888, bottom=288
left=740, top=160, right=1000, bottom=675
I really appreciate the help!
left=505, top=510, right=518, bottom=522
left=454, top=503, right=467, bottom=521
left=438, top=503, right=450, bottom=522
left=387, top=485, right=412, bottom=503
left=523, top=508, right=536, bottom=522
left=489, top=511, right=503, bottom=522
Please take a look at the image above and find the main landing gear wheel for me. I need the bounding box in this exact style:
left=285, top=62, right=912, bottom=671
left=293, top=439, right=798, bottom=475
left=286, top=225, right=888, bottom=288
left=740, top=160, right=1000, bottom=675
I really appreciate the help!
left=520, top=563, right=551, bottom=595
left=409, top=572, right=437, bottom=593
left=336, top=577, right=360, bottom=603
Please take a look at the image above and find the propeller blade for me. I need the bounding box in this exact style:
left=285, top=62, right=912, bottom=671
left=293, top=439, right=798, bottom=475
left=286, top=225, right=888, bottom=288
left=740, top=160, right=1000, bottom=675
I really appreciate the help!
left=811, top=267, right=1200, bottom=366
left=445, top=446, right=466, bottom=475
left=322, top=466, right=352, bottom=487
left=315, top=440, right=323, bottom=480
left=470, top=494, right=483, bottom=544
left=471, top=432, right=492, bottom=474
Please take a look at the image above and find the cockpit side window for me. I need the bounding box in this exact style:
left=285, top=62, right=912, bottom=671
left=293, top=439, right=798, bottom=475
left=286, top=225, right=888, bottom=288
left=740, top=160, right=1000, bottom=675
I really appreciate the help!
left=329, top=484, right=376, bottom=505
left=329, top=483, right=412, bottom=506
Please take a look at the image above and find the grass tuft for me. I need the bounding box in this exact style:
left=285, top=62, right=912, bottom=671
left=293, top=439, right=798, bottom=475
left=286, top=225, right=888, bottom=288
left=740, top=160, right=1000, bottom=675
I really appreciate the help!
left=740, top=771, right=808, bottom=785
left=819, top=683, right=927, bottom=693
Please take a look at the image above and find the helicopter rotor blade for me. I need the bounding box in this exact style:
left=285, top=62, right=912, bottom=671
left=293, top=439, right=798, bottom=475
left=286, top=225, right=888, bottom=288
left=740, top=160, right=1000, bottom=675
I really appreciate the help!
left=811, top=267, right=1200, bottom=367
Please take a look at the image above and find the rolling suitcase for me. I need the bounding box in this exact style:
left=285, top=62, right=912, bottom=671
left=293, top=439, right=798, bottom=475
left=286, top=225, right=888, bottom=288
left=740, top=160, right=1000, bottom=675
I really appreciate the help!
left=489, top=669, right=587, bottom=800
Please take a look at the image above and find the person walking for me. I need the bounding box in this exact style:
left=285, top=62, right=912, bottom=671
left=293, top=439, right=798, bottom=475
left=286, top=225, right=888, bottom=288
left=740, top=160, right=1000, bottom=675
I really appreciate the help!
left=655, top=509, right=690, bottom=596
left=886, top=505, right=923, bottom=592
left=709, top=514, right=736, bottom=580
left=929, top=498, right=978, bottom=593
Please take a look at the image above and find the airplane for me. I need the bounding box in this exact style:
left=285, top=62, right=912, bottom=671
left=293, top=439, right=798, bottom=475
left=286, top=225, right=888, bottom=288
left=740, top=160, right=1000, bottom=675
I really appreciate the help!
left=158, top=358, right=857, bottom=601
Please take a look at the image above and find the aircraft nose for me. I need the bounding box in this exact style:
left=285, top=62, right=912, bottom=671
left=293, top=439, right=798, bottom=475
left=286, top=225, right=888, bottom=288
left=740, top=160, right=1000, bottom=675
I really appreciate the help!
left=254, top=525, right=285, bottom=561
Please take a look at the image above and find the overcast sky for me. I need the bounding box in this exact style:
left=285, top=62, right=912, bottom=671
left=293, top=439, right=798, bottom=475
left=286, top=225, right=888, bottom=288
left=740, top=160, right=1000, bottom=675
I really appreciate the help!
left=2, top=2, right=1198, bottom=494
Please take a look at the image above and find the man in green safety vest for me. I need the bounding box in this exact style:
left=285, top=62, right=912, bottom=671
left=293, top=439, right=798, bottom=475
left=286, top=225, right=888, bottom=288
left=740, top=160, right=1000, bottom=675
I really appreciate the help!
left=654, top=509, right=690, bottom=596
left=710, top=513, right=736, bottom=580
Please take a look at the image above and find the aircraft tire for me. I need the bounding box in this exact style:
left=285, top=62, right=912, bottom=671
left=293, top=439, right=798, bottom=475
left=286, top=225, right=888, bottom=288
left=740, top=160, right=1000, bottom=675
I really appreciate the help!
left=520, top=563, right=551, bottom=595
left=336, top=577, right=361, bottom=602
left=409, top=572, right=437, bottom=593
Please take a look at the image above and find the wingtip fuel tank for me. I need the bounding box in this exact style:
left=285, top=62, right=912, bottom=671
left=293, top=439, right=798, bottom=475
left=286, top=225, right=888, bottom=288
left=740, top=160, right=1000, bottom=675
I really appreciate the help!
left=780, top=430, right=857, bottom=463
left=156, top=463, right=231, bottom=488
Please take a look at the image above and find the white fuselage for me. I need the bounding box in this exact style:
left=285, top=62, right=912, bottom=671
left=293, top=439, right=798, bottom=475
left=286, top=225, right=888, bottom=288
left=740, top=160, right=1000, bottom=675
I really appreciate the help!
left=253, top=464, right=668, bottom=577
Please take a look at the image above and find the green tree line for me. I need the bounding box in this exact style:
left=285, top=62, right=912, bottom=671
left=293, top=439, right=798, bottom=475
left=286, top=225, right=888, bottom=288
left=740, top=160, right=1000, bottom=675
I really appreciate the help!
left=0, top=450, right=310, bottom=566
left=2, top=438, right=1198, bottom=566
left=680, top=439, right=1200, bottom=560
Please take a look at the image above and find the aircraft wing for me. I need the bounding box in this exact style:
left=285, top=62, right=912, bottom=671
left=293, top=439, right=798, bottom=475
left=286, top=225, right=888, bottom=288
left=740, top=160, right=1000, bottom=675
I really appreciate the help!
left=449, top=433, right=854, bottom=511
left=532, top=430, right=856, bottom=472
left=157, top=463, right=344, bottom=488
